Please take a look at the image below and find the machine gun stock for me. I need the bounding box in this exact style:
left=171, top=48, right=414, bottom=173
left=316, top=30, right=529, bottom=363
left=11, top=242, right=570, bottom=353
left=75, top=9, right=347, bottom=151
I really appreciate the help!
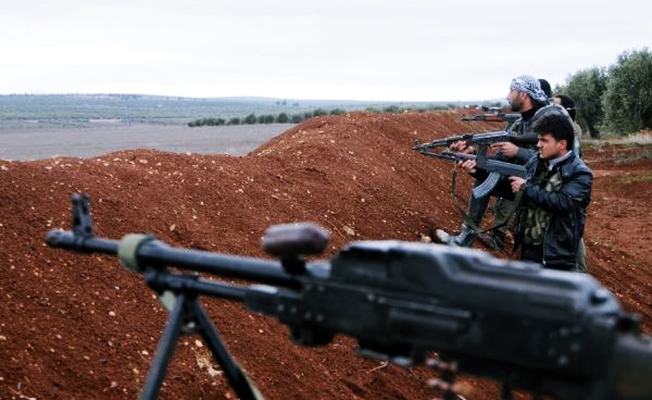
left=46, top=194, right=652, bottom=400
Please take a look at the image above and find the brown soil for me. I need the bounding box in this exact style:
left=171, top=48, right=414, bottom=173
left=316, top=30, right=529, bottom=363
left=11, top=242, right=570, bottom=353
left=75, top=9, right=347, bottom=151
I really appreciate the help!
left=1, top=110, right=651, bottom=400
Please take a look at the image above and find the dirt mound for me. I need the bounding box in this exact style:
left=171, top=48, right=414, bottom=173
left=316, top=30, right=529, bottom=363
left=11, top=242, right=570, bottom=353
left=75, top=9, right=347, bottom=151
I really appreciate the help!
left=1, top=110, right=651, bottom=400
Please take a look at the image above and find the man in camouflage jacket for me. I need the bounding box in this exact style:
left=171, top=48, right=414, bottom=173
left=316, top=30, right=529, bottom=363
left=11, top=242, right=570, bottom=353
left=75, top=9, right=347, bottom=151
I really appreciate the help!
left=505, top=104, right=592, bottom=269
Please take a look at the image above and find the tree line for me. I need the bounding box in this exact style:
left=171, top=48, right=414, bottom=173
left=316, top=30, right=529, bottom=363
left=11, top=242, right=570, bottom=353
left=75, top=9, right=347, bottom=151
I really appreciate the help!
left=187, top=104, right=449, bottom=127
left=188, top=47, right=652, bottom=137
left=554, top=47, right=652, bottom=138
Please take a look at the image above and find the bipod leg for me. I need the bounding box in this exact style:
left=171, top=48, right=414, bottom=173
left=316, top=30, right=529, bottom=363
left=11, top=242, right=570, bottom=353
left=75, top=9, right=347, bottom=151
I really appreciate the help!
left=140, top=293, right=191, bottom=400
left=499, top=382, right=513, bottom=400
left=190, top=299, right=261, bottom=400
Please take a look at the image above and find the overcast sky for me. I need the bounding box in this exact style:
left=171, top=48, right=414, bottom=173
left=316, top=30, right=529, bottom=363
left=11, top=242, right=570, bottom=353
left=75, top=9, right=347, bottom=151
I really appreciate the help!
left=2, top=0, right=649, bottom=102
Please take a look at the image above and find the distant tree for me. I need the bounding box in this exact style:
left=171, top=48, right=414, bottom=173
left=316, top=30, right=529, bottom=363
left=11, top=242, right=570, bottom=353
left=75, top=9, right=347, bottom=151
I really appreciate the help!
left=188, top=117, right=225, bottom=127
left=383, top=105, right=401, bottom=114
left=312, top=108, right=328, bottom=117
left=330, top=108, right=346, bottom=115
left=303, top=111, right=313, bottom=120
left=227, top=117, right=241, bottom=125
left=602, top=47, right=652, bottom=135
left=243, top=113, right=257, bottom=124
left=562, top=67, right=608, bottom=138
left=259, top=114, right=275, bottom=124
left=291, top=114, right=304, bottom=123
left=277, top=113, right=289, bottom=123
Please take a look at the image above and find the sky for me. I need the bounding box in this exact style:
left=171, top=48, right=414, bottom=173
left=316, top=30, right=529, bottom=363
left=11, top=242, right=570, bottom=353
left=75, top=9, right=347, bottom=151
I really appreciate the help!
left=2, top=0, right=650, bottom=102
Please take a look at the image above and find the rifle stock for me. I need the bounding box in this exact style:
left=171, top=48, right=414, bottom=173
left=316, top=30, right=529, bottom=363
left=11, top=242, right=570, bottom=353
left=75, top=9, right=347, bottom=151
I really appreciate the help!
left=46, top=194, right=652, bottom=400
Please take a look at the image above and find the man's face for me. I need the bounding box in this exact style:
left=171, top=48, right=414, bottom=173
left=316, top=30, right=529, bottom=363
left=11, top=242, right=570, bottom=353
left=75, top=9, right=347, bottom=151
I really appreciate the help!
left=553, top=97, right=562, bottom=106
left=537, top=133, right=566, bottom=160
left=507, top=89, right=525, bottom=112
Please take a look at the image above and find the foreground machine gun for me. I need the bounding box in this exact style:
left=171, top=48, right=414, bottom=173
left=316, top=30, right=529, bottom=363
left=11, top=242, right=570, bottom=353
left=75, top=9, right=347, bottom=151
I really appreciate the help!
left=46, top=194, right=652, bottom=400
left=412, top=130, right=538, bottom=198
left=461, top=113, right=521, bottom=132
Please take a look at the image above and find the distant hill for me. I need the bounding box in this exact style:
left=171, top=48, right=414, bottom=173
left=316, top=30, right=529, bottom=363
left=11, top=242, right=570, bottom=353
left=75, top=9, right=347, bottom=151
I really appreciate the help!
left=0, top=93, right=504, bottom=129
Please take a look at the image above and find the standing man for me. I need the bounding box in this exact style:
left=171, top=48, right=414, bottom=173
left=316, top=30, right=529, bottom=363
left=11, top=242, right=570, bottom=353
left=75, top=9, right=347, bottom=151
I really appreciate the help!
left=553, top=93, right=588, bottom=272
left=478, top=77, right=553, bottom=251
left=437, top=75, right=548, bottom=248
left=553, top=94, right=582, bottom=158
left=491, top=104, right=592, bottom=269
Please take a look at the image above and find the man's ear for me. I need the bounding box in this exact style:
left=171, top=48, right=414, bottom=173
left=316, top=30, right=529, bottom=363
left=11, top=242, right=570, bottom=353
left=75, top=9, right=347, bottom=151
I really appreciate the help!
left=558, top=139, right=568, bottom=150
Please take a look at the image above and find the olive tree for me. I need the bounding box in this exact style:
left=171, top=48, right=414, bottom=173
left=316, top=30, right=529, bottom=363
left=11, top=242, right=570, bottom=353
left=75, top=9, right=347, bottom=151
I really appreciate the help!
left=561, top=67, right=608, bottom=138
left=602, top=47, right=652, bottom=135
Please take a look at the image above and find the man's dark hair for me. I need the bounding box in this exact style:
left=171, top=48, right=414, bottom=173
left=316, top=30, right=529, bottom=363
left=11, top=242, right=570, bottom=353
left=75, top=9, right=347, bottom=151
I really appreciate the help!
left=553, top=94, right=577, bottom=121
left=532, top=105, right=576, bottom=150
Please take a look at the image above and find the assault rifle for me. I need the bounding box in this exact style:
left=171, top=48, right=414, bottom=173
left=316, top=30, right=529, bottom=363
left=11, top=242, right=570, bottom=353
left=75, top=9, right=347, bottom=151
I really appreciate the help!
left=412, top=130, right=538, bottom=198
left=46, top=194, right=652, bottom=400
left=461, top=113, right=521, bottom=132
left=420, top=151, right=526, bottom=198
left=411, top=130, right=537, bottom=153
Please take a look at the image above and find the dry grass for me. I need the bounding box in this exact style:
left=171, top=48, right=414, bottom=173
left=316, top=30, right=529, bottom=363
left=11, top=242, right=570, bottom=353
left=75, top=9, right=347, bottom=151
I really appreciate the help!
left=613, top=131, right=652, bottom=144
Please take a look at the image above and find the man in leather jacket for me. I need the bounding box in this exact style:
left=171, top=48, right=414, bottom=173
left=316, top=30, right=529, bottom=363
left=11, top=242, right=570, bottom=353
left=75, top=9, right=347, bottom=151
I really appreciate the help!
left=456, top=104, right=593, bottom=270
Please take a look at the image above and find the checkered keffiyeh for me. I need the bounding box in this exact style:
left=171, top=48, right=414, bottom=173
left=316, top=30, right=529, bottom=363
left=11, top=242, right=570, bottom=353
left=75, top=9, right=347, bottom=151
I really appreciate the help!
left=510, top=75, right=549, bottom=103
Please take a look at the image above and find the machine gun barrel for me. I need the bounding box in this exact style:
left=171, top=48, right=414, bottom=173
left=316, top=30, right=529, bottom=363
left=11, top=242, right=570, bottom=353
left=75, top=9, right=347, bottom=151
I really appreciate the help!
left=46, top=229, right=301, bottom=288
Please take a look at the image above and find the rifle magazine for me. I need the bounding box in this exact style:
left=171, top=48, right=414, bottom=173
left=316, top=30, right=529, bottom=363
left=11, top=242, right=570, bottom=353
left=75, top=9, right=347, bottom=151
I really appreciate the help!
left=471, top=172, right=500, bottom=199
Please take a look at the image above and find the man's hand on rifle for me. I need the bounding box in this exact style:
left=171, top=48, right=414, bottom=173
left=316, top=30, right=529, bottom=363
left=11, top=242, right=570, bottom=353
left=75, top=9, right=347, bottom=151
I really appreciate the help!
left=491, top=142, right=519, bottom=158
left=456, top=158, right=477, bottom=174
left=509, top=176, right=526, bottom=193
left=449, top=140, right=476, bottom=154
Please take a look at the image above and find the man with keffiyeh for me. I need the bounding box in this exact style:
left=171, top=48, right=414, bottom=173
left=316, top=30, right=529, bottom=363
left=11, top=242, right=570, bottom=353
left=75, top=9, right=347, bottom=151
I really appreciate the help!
left=437, top=75, right=548, bottom=249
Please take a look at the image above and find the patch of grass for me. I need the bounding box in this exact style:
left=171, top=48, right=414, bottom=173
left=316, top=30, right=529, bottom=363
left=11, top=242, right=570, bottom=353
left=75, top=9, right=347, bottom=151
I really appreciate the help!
left=583, top=131, right=652, bottom=149
left=615, top=174, right=652, bottom=184
left=619, top=131, right=652, bottom=144
left=583, top=133, right=652, bottom=164
left=613, top=148, right=652, bottom=164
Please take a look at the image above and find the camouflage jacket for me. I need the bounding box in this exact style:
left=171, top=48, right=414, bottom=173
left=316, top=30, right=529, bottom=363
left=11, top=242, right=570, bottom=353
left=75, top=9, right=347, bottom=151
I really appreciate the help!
left=514, top=152, right=593, bottom=269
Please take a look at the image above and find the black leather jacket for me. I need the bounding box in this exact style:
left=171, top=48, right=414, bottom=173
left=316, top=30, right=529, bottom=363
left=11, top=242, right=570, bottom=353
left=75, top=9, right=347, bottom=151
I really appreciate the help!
left=515, top=152, right=593, bottom=269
